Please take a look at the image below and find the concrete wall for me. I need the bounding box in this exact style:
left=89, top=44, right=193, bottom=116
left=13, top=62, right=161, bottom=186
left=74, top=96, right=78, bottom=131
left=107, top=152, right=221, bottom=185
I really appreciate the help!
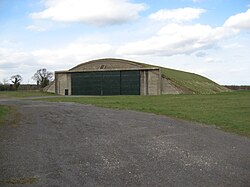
left=43, top=81, right=55, bottom=93
left=55, top=73, right=71, bottom=95
left=161, top=78, right=182, bottom=94
left=148, top=70, right=161, bottom=95
left=140, top=69, right=161, bottom=95
left=140, top=69, right=183, bottom=95
left=140, top=71, right=148, bottom=95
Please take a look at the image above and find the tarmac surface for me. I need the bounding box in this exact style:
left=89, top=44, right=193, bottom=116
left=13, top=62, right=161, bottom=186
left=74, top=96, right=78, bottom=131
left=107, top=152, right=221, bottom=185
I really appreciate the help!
left=0, top=99, right=249, bottom=186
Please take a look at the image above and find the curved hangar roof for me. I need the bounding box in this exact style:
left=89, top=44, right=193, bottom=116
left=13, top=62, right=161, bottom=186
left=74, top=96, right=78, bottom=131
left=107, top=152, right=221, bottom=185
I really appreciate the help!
left=68, top=58, right=157, bottom=72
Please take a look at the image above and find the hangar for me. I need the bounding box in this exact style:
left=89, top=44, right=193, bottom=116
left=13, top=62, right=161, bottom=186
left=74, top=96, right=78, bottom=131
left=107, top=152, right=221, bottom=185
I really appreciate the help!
left=54, top=58, right=181, bottom=96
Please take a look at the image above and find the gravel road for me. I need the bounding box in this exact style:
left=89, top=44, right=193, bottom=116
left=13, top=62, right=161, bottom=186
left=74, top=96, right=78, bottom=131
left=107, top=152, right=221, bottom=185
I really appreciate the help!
left=0, top=99, right=249, bottom=187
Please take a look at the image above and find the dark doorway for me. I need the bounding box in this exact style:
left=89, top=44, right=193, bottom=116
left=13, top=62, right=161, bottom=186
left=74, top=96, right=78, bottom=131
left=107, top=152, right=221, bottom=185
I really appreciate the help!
left=71, top=70, right=140, bottom=95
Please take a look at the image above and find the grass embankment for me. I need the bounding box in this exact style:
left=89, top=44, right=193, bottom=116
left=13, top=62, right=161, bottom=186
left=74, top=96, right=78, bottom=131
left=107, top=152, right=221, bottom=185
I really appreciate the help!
left=40, top=91, right=250, bottom=137
left=161, top=67, right=229, bottom=94
left=0, top=90, right=54, bottom=98
left=0, top=106, right=10, bottom=125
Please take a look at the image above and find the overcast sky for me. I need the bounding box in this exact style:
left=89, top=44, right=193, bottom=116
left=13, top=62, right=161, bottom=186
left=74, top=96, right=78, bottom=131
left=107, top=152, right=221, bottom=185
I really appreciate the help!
left=0, top=0, right=250, bottom=85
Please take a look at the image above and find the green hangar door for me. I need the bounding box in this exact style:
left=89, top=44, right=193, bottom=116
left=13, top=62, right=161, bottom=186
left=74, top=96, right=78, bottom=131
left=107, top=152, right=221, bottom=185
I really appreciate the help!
left=71, top=71, right=140, bottom=95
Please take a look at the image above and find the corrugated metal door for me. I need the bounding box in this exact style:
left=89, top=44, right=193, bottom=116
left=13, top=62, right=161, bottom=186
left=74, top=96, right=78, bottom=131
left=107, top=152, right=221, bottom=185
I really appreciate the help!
left=121, top=71, right=140, bottom=95
left=71, top=71, right=140, bottom=95
left=102, top=71, right=121, bottom=95
left=71, top=72, right=102, bottom=95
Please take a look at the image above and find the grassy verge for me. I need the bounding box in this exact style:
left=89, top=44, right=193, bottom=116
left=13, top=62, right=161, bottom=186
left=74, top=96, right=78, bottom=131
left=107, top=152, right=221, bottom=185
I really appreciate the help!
left=0, top=105, right=10, bottom=126
left=0, top=90, right=55, bottom=98
left=39, top=91, right=250, bottom=137
left=0, top=177, right=38, bottom=185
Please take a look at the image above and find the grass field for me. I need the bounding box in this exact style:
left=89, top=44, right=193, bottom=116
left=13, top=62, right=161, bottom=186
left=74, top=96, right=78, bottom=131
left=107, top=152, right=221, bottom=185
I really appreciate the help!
left=0, top=106, right=10, bottom=125
left=39, top=91, right=250, bottom=137
left=0, top=90, right=54, bottom=98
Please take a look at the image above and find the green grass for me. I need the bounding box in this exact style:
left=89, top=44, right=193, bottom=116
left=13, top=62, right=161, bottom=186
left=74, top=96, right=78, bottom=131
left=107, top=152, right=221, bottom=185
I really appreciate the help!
left=0, top=105, right=10, bottom=125
left=160, top=67, right=229, bottom=94
left=0, top=90, right=55, bottom=98
left=0, top=177, right=38, bottom=185
left=39, top=91, right=250, bottom=137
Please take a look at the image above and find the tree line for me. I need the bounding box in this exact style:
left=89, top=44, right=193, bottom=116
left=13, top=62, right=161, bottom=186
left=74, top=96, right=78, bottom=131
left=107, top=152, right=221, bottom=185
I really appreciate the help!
left=0, top=68, right=53, bottom=91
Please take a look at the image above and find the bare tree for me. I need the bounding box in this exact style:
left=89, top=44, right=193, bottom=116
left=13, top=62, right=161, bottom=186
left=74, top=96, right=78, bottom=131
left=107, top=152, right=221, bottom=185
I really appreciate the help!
left=32, top=69, right=53, bottom=88
left=10, top=74, right=22, bottom=90
left=3, top=78, right=9, bottom=85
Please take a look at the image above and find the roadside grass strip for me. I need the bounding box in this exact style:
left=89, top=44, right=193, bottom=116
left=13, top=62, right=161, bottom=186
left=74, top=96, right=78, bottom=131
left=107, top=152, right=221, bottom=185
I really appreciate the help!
left=0, top=90, right=54, bottom=98
left=0, top=177, right=38, bottom=185
left=0, top=105, right=9, bottom=126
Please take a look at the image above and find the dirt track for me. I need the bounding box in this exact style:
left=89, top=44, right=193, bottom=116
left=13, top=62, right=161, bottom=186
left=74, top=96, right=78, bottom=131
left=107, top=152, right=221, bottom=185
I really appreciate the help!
left=0, top=99, right=250, bottom=186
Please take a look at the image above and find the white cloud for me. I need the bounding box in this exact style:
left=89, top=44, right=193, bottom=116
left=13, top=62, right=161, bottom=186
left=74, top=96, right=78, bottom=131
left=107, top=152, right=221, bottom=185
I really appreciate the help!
left=204, top=57, right=222, bottom=63
left=222, top=43, right=244, bottom=49
left=26, top=25, right=47, bottom=32
left=1, top=40, right=19, bottom=47
left=30, top=0, right=146, bottom=26
left=32, top=42, right=112, bottom=65
left=0, top=41, right=113, bottom=82
left=0, top=42, right=112, bottom=69
left=196, top=51, right=207, bottom=57
left=0, top=47, right=37, bottom=82
left=224, top=9, right=250, bottom=30
left=0, top=48, right=31, bottom=68
left=149, top=7, right=206, bottom=22
left=117, top=24, right=238, bottom=56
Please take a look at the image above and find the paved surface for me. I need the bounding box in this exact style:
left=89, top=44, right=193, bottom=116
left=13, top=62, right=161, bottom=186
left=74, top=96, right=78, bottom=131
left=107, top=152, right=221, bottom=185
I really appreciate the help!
left=0, top=99, right=249, bottom=187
